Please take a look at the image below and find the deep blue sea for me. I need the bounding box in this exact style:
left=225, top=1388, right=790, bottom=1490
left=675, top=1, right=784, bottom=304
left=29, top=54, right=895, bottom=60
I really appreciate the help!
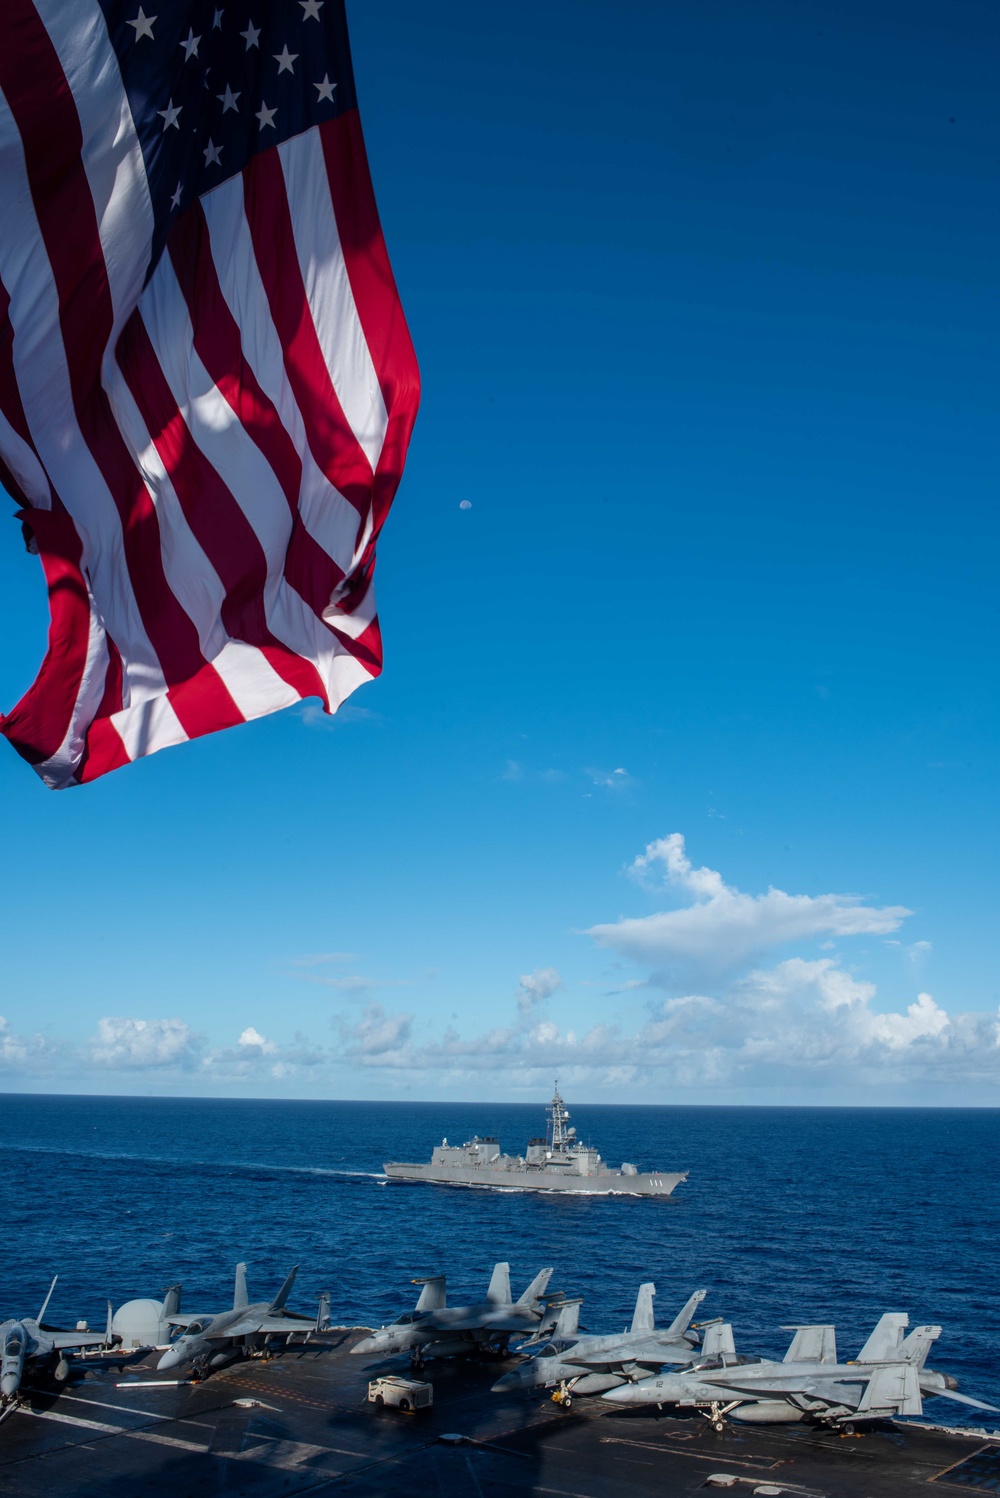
left=1, top=1095, right=997, bottom=1424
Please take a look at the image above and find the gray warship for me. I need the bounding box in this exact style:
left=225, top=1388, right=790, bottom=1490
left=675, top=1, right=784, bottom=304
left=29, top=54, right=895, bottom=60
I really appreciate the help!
left=383, top=1086, right=687, bottom=1196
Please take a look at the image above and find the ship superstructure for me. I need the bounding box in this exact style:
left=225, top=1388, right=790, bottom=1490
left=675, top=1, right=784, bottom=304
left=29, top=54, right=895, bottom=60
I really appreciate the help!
left=383, top=1086, right=686, bottom=1196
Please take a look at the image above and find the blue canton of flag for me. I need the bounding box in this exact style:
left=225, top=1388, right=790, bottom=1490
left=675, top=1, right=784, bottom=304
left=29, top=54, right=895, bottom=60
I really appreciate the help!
left=102, top=0, right=358, bottom=277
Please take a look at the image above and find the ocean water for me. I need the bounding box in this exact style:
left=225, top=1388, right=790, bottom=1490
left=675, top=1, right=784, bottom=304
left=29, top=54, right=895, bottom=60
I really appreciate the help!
left=1, top=1094, right=997, bottom=1424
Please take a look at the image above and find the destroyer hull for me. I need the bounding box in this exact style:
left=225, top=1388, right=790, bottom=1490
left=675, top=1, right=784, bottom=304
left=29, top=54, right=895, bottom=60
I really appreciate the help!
left=382, top=1162, right=686, bottom=1196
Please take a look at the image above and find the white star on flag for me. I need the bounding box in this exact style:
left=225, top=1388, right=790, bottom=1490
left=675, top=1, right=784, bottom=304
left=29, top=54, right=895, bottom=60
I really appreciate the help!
left=127, top=7, right=156, bottom=40
left=217, top=84, right=240, bottom=113
left=179, top=27, right=201, bottom=60
left=274, top=45, right=298, bottom=75
left=203, top=139, right=222, bottom=166
left=300, top=0, right=324, bottom=19
left=314, top=75, right=336, bottom=102
left=213, top=7, right=224, bottom=27
left=240, top=20, right=260, bottom=49
left=255, top=101, right=277, bottom=129
left=169, top=182, right=182, bottom=209
left=157, top=97, right=181, bottom=130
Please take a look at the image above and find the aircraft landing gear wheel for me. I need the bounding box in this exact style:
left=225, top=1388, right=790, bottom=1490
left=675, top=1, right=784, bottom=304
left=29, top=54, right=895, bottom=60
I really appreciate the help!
left=374, top=1394, right=384, bottom=1408
left=842, top=1422, right=855, bottom=1436
left=713, top=1420, right=725, bottom=1433
left=399, top=1398, right=410, bottom=1413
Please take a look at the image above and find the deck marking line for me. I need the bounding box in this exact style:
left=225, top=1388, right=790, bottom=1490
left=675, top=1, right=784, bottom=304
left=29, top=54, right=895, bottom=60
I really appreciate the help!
left=600, top=1436, right=782, bottom=1470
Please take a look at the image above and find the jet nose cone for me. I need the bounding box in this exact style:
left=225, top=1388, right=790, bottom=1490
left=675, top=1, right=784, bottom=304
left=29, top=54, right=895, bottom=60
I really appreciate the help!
left=351, top=1338, right=376, bottom=1355
left=1, top=1373, right=20, bottom=1398
left=490, top=1372, right=521, bottom=1392
left=600, top=1385, right=637, bottom=1403
left=157, top=1346, right=183, bottom=1371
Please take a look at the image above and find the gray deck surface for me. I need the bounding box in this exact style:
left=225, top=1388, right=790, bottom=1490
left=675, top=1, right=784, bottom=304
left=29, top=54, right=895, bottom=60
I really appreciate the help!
left=0, top=1331, right=996, bottom=1496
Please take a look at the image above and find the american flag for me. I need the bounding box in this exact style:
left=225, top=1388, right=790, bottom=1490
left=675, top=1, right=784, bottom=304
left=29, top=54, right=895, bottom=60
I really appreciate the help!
left=0, top=0, right=419, bottom=788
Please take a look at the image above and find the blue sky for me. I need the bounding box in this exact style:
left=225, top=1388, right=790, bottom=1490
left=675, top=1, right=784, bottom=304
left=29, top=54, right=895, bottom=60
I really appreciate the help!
left=1, top=0, right=997, bottom=1103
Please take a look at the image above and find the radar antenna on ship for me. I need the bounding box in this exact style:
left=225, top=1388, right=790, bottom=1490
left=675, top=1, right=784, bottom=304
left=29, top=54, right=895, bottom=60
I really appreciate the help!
left=548, top=1082, right=576, bottom=1153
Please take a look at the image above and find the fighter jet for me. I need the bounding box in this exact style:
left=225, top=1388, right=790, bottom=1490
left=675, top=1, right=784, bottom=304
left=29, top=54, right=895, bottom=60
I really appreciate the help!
left=1, top=1277, right=121, bottom=1419
left=352, top=1263, right=557, bottom=1365
left=493, top=1285, right=707, bottom=1404
left=157, top=1263, right=325, bottom=1376
left=602, top=1314, right=999, bottom=1430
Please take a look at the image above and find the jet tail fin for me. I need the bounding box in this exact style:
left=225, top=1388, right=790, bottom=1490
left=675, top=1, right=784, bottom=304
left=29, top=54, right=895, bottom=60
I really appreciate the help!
left=161, top=1284, right=182, bottom=1319
left=516, top=1267, right=553, bottom=1307
left=315, top=1292, right=331, bottom=1332
left=550, top=1298, right=582, bottom=1339
left=782, top=1325, right=837, bottom=1365
left=899, top=1325, right=941, bottom=1369
left=858, top=1362, right=922, bottom=1416
left=487, top=1263, right=511, bottom=1306
left=234, top=1262, right=249, bottom=1312
left=268, top=1265, right=298, bottom=1312
left=857, top=1313, right=909, bottom=1363
left=412, top=1276, right=446, bottom=1312
left=701, top=1321, right=736, bottom=1361
left=37, top=1276, right=58, bottom=1325
left=630, top=1283, right=656, bottom=1335
left=664, top=1289, right=707, bottom=1341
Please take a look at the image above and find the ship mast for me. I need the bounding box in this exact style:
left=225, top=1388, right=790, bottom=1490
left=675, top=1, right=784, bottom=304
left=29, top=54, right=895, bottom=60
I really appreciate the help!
left=548, top=1082, right=572, bottom=1153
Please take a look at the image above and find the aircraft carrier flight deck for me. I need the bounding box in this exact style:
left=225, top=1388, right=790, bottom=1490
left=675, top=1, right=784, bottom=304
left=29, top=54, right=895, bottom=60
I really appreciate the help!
left=1, top=1330, right=997, bottom=1498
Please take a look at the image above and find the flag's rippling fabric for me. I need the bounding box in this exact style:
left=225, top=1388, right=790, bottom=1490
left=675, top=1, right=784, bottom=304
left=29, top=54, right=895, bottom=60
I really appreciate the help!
left=0, top=0, right=419, bottom=787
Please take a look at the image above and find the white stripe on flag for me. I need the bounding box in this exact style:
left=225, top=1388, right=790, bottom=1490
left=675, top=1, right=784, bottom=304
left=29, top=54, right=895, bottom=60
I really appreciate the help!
left=0, top=88, right=164, bottom=709
left=0, top=401, right=52, bottom=508
left=101, top=352, right=232, bottom=665
left=34, top=0, right=154, bottom=344
left=277, top=128, right=389, bottom=473
left=110, top=691, right=188, bottom=764
left=200, top=175, right=371, bottom=574
left=137, top=252, right=365, bottom=688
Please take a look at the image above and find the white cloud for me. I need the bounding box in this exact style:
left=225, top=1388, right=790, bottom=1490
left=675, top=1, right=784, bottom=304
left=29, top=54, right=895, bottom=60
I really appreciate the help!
left=516, top=967, right=562, bottom=1015
left=588, top=833, right=910, bottom=979
left=335, top=1002, right=414, bottom=1063
left=0, top=1016, right=29, bottom=1067
left=238, top=1026, right=275, bottom=1053
left=320, top=958, right=1000, bottom=1092
left=89, top=1017, right=202, bottom=1070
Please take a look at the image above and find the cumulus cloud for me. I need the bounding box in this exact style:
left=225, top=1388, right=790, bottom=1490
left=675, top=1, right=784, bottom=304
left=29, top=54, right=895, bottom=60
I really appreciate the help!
left=313, top=840, right=995, bottom=1094
left=89, top=1017, right=203, bottom=1070
left=516, top=968, right=562, bottom=1015
left=204, top=1027, right=326, bottom=1080
left=335, top=1003, right=414, bottom=1063
left=319, top=959, right=1000, bottom=1092
left=588, top=833, right=910, bottom=981
left=238, top=1026, right=275, bottom=1053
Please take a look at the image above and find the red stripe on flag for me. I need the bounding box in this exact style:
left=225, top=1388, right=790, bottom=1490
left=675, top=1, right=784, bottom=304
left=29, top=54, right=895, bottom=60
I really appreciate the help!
left=166, top=207, right=338, bottom=706
left=242, top=148, right=373, bottom=519
left=320, top=111, right=421, bottom=537
left=0, top=0, right=242, bottom=741
left=78, top=715, right=130, bottom=783
left=0, top=281, right=55, bottom=509
left=0, top=507, right=94, bottom=766
left=116, top=303, right=329, bottom=708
